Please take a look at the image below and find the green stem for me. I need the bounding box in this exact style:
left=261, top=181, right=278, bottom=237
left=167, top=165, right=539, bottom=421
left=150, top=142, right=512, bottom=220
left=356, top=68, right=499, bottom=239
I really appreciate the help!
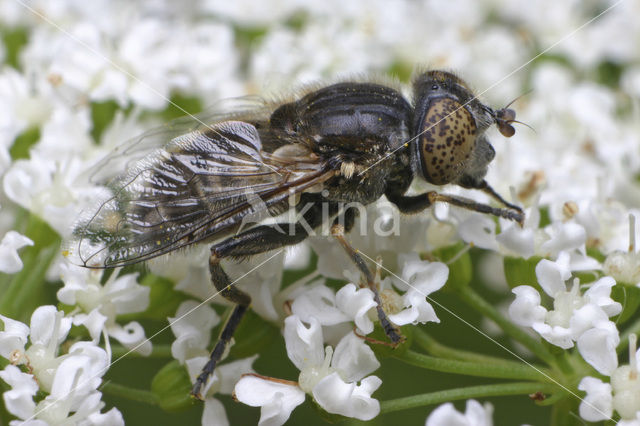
left=101, top=381, right=158, bottom=405
left=553, top=351, right=575, bottom=376
left=13, top=245, right=58, bottom=310
left=111, top=344, right=172, bottom=359
left=457, top=286, right=556, bottom=366
left=536, top=390, right=567, bottom=407
left=414, top=328, right=527, bottom=365
left=618, top=316, right=640, bottom=354
left=550, top=395, right=580, bottom=426
left=395, top=350, right=552, bottom=382
left=381, top=382, right=558, bottom=413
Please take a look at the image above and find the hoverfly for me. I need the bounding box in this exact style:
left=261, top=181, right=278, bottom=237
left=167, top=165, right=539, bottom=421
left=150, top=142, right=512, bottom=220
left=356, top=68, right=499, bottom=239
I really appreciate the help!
left=66, top=70, right=524, bottom=399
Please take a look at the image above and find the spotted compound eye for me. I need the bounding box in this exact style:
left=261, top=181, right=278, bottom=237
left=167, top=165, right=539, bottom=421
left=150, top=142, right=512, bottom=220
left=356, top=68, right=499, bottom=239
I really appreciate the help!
left=417, top=97, right=476, bottom=185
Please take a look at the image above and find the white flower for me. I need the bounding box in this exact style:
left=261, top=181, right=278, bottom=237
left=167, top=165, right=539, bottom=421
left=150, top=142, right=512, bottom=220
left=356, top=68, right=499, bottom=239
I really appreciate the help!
left=291, top=282, right=352, bottom=327
left=169, top=300, right=220, bottom=365
left=0, top=306, right=72, bottom=392
left=578, top=377, right=613, bottom=421
left=187, top=356, right=258, bottom=426
left=0, top=231, right=33, bottom=273
left=509, top=253, right=621, bottom=374
left=58, top=262, right=151, bottom=356
left=426, top=399, right=494, bottom=426
left=0, top=307, right=120, bottom=425
left=388, top=254, right=447, bottom=326
left=234, top=375, right=305, bottom=426
left=604, top=249, right=640, bottom=286
left=3, top=151, right=103, bottom=237
left=169, top=299, right=256, bottom=426
left=578, top=335, right=640, bottom=423
left=0, top=365, right=38, bottom=421
left=234, top=315, right=381, bottom=424
left=334, top=284, right=377, bottom=334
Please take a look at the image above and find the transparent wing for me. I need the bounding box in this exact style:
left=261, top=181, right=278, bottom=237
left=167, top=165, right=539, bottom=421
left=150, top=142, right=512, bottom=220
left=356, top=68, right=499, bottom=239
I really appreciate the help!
left=88, top=96, right=272, bottom=184
left=67, top=120, right=332, bottom=267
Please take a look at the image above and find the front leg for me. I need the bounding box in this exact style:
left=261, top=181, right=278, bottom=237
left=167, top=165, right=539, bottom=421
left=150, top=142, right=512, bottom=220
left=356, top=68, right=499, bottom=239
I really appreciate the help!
left=385, top=187, right=524, bottom=224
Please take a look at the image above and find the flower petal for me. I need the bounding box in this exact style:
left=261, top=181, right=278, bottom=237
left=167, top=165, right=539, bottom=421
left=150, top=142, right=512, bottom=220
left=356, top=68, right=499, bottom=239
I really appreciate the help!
left=335, top=284, right=376, bottom=334
left=0, top=365, right=37, bottom=420
left=496, top=223, right=535, bottom=258
left=202, top=397, right=229, bottom=426
left=535, top=254, right=571, bottom=297
left=577, top=323, right=619, bottom=375
left=509, top=286, right=547, bottom=327
left=578, top=377, right=613, bottom=421
left=583, top=276, right=622, bottom=317
left=0, top=231, right=33, bottom=274
left=234, top=375, right=305, bottom=426
left=108, top=321, right=152, bottom=356
left=389, top=290, right=440, bottom=326
left=331, top=332, right=379, bottom=382
left=0, top=315, right=29, bottom=359
left=284, top=316, right=324, bottom=371
left=426, top=399, right=493, bottom=426
left=312, top=372, right=381, bottom=421
left=29, top=306, right=71, bottom=347
left=291, top=284, right=349, bottom=326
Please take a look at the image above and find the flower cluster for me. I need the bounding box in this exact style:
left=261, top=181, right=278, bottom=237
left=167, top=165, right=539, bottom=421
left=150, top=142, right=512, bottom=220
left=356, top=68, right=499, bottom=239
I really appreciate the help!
left=0, top=306, right=122, bottom=425
left=509, top=252, right=622, bottom=375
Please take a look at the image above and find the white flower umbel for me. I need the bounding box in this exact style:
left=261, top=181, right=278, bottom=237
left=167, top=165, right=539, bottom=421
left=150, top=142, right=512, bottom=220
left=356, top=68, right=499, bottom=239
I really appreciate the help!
left=509, top=252, right=622, bottom=375
left=0, top=306, right=72, bottom=392
left=0, top=230, right=33, bottom=273
left=58, top=262, right=151, bottom=356
left=579, top=335, right=640, bottom=423
left=234, top=315, right=382, bottom=425
left=0, top=306, right=121, bottom=425
left=425, top=399, right=494, bottom=426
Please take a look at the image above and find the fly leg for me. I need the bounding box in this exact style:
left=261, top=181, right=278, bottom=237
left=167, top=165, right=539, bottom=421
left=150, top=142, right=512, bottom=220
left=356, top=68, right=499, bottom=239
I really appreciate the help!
left=386, top=188, right=524, bottom=225
left=476, top=180, right=524, bottom=218
left=428, top=192, right=524, bottom=225
left=191, top=254, right=251, bottom=400
left=192, top=200, right=325, bottom=399
left=330, top=218, right=404, bottom=344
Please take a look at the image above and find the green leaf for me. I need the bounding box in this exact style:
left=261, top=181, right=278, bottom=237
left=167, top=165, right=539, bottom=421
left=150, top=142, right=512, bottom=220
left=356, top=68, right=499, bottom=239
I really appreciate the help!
left=504, top=255, right=543, bottom=289
left=596, top=60, right=623, bottom=89
left=368, top=323, right=413, bottom=359
left=150, top=360, right=195, bottom=412
left=611, top=284, right=640, bottom=324
left=387, top=61, right=414, bottom=83
left=159, top=94, right=203, bottom=122
left=433, top=243, right=472, bottom=291
left=1, top=26, right=28, bottom=69
left=9, top=126, right=40, bottom=160
left=136, top=274, right=189, bottom=321
left=230, top=309, right=280, bottom=359
left=90, top=100, right=121, bottom=143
